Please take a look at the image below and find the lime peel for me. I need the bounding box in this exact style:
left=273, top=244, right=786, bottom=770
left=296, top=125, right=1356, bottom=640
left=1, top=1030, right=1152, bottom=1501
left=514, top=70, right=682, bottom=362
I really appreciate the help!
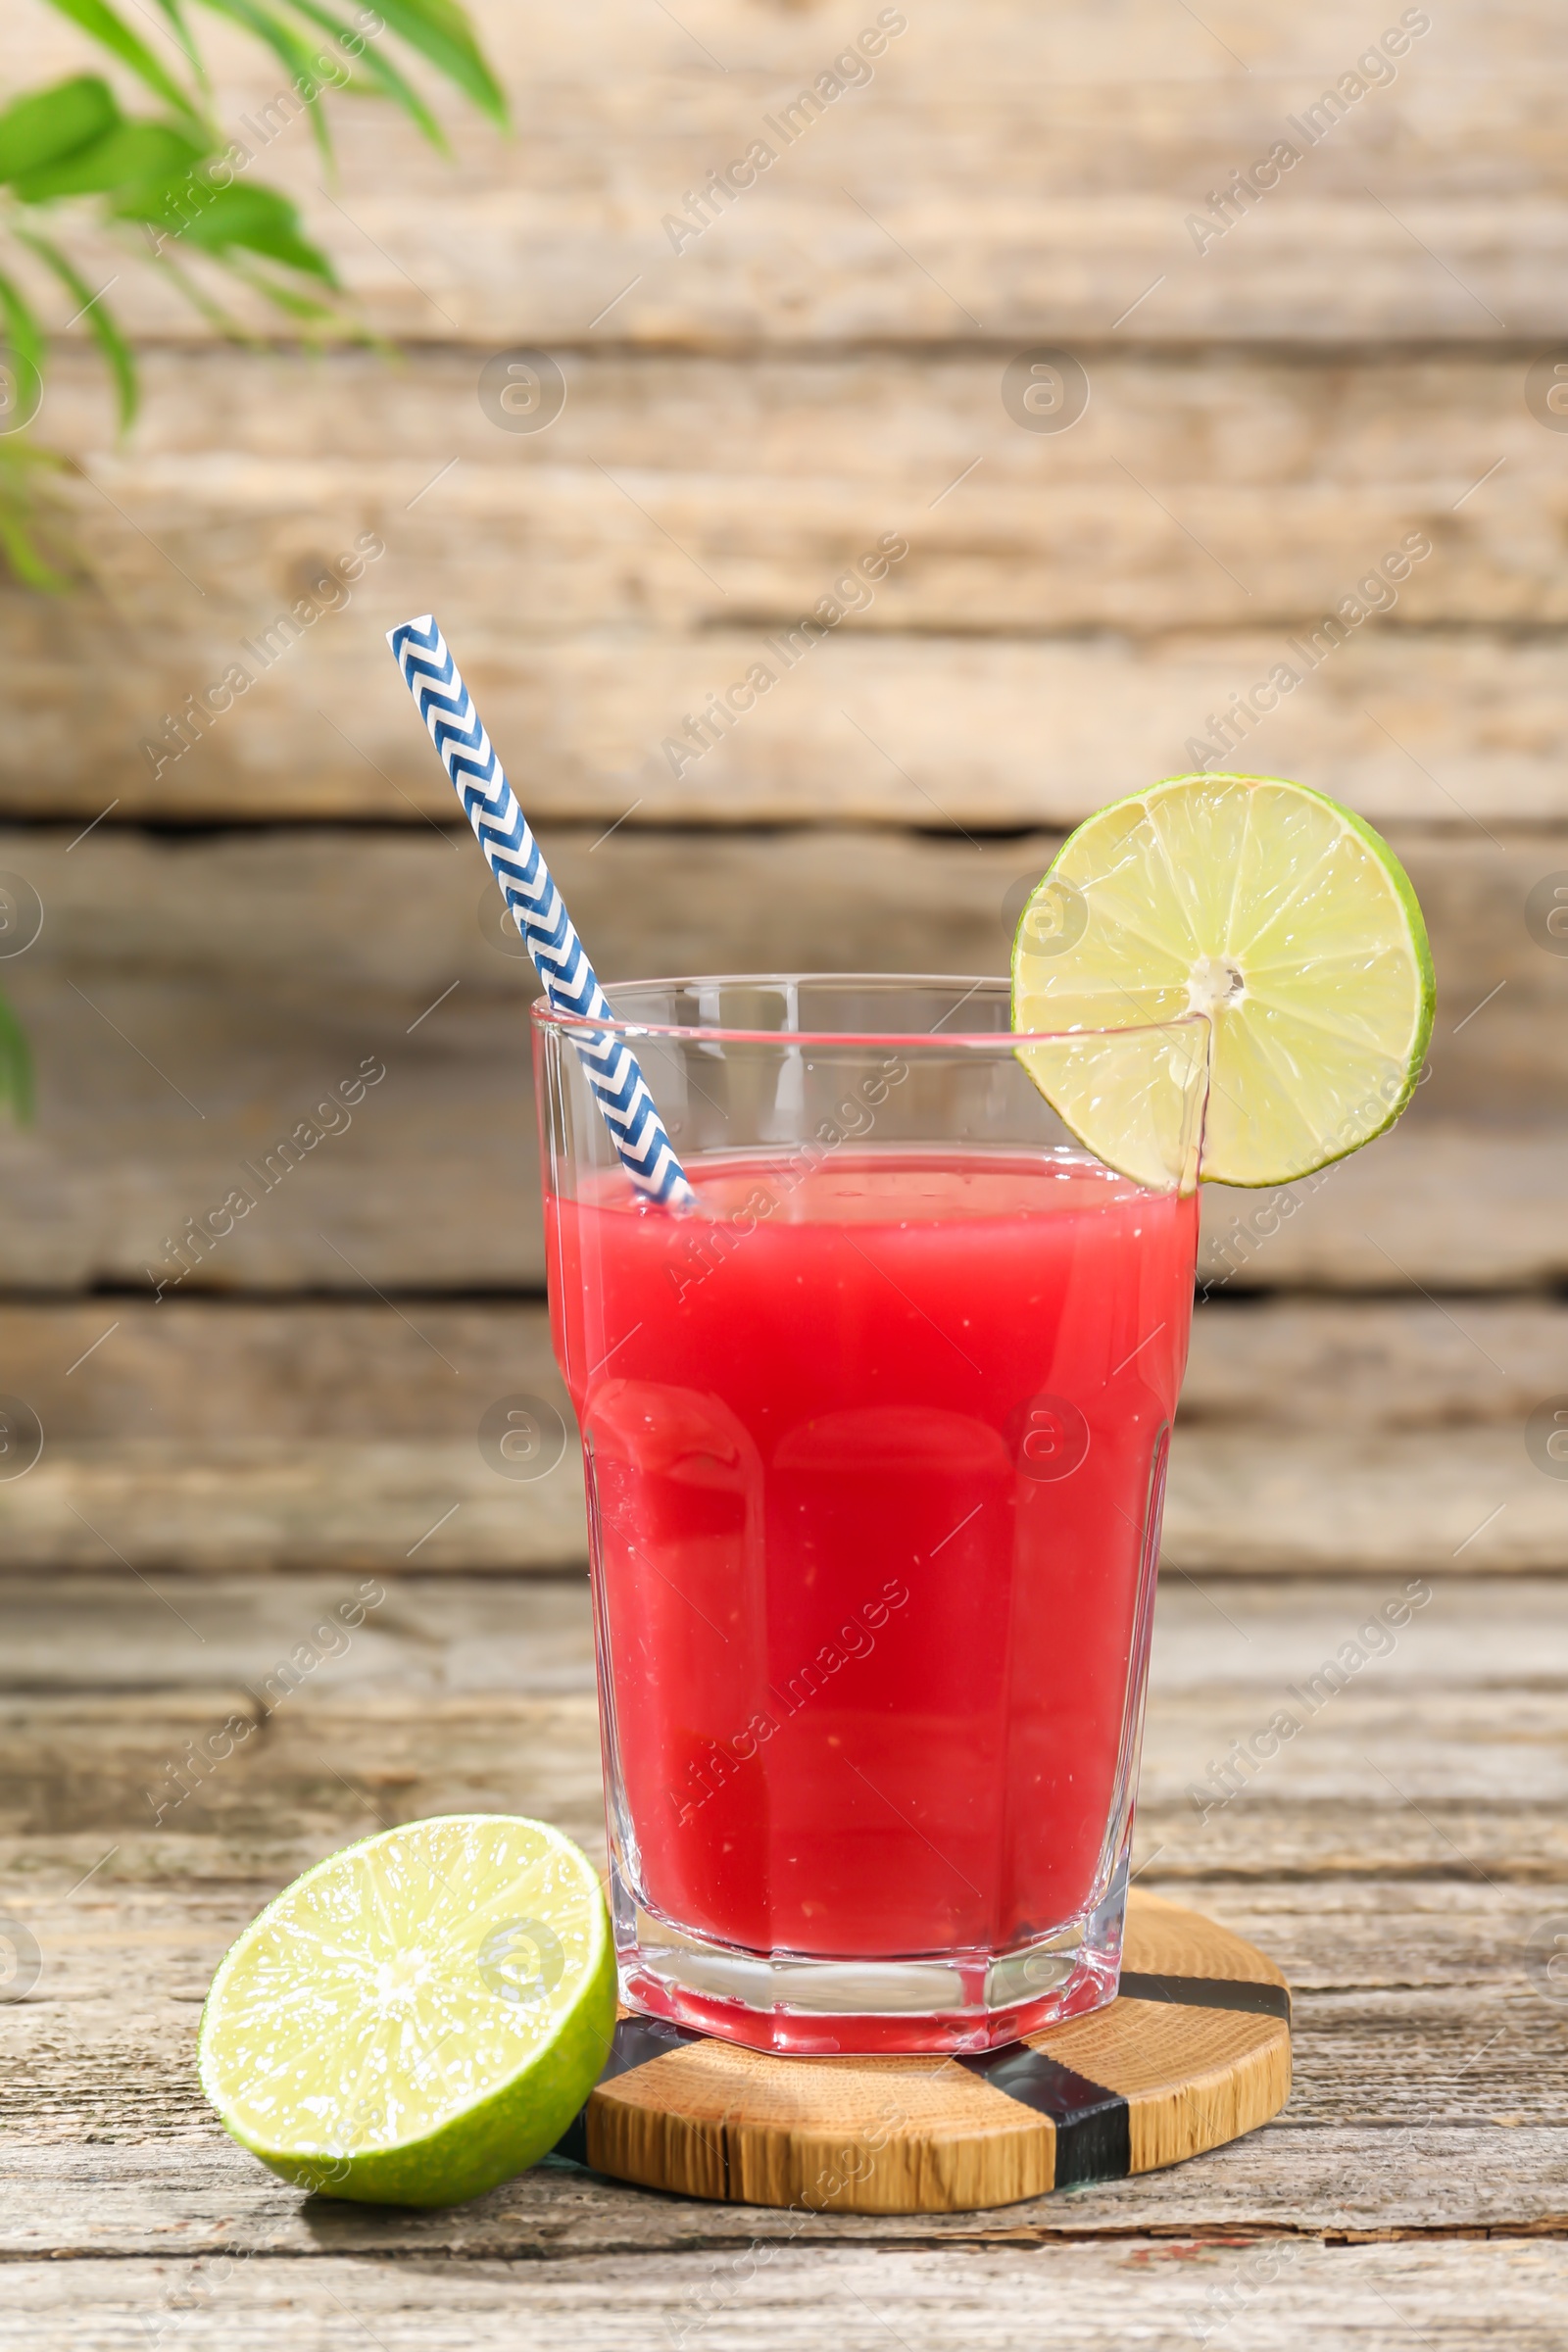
left=198, top=1813, right=615, bottom=2208
left=1011, top=772, right=1435, bottom=1191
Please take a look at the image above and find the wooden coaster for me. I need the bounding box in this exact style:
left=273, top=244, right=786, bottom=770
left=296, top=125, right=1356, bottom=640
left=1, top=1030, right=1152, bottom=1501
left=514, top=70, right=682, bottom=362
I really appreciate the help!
left=554, top=1890, right=1290, bottom=2214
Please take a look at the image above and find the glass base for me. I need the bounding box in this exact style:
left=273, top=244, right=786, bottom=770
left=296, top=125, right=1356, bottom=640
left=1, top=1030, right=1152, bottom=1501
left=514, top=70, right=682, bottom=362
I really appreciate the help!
left=612, top=1864, right=1128, bottom=2055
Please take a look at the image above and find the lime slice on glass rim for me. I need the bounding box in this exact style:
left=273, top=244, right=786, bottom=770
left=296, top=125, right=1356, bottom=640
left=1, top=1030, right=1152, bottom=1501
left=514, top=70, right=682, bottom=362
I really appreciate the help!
left=1011, top=772, right=1435, bottom=1190
left=198, top=1814, right=614, bottom=2208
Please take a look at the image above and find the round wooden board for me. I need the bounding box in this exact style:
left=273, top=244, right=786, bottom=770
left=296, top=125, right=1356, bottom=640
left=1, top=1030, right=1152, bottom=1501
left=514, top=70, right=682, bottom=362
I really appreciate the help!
left=554, top=1891, right=1291, bottom=2214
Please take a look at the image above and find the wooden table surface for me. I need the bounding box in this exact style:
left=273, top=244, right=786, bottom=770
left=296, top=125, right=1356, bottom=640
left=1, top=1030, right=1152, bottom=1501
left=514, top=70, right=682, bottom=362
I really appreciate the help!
left=4, top=1559, right=1566, bottom=2347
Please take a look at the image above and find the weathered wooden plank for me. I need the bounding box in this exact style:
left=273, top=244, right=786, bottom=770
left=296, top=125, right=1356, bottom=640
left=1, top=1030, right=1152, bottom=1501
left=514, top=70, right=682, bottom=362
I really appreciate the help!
left=9, top=611, right=1568, bottom=825
left=1136, top=1803, right=1568, bottom=1884
left=40, top=344, right=1568, bottom=511
left=0, top=824, right=1562, bottom=1296
left=4, top=1572, right=1567, bottom=1694
left=6, top=1574, right=1568, bottom=1887
left=1161, top=1426, right=1564, bottom=1575
left=0, top=1287, right=1558, bottom=1450
left=7, top=824, right=1562, bottom=1115
left=11, top=0, right=1567, bottom=344
left=0, top=1683, right=1550, bottom=1848
left=7, top=2124, right=1568, bottom=2254
left=1141, top=1680, right=1568, bottom=1813
left=12, top=1770, right=1549, bottom=1886
left=24, top=1107, right=1549, bottom=1302
left=0, top=1298, right=1564, bottom=1446
left=16, top=339, right=1568, bottom=823
left=0, top=1573, right=596, bottom=1694
left=1147, top=1569, right=1568, bottom=1688
left=2, top=1870, right=1564, bottom=2216
left=4, top=1569, right=1565, bottom=2286
left=1185, top=1298, right=1568, bottom=1430
left=0, top=1423, right=1556, bottom=1576
left=1, top=2241, right=1563, bottom=2346
left=1196, top=1121, right=1568, bottom=1294
left=26, top=345, right=1568, bottom=642
left=2, top=1839, right=1557, bottom=2081
left=118, top=453, right=1525, bottom=633
left=6, top=331, right=1568, bottom=820
left=0, top=1690, right=610, bottom=1854
left=0, top=1283, right=1560, bottom=1570
left=0, top=1305, right=567, bottom=1442
left=0, top=1443, right=588, bottom=1573
left=10, top=1569, right=1568, bottom=1873
left=0, top=832, right=545, bottom=1291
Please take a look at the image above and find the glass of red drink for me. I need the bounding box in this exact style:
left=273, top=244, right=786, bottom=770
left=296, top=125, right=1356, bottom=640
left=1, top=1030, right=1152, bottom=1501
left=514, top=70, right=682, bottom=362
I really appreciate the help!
left=536, top=975, right=1208, bottom=2055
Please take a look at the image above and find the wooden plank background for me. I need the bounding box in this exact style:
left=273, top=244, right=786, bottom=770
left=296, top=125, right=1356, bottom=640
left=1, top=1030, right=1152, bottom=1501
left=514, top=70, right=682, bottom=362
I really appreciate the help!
left=2, top=0, right=1567, bottom=2340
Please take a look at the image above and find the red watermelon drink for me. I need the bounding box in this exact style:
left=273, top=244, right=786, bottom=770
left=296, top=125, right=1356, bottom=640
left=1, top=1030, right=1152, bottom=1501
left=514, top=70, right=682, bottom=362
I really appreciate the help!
left=394, top=618, right=1435, bottom=2073
left=536, top=977, right=1208, bottom=2055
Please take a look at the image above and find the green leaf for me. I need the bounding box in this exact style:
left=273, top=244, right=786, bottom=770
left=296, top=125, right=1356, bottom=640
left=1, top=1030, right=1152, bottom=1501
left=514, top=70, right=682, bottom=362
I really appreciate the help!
left=219, top=255, right=339, bottom=319
left=337, top=0, right=507, bottom=125
left=18, top=231, right=139, bottom=432
left=135, top=163, right=228, bottom=242
left=0, top=270, right=46, bottom=394
left=149, top=0, right=211, bottom=90
left=0, top=75, right=121, bottom=183
left=145, top=238, right=251, bottom=338
left=280, top=0, right=448, bottom=148
left=0, top=475, right=74, bottom=594
left=13, top=120, right=211, bottom=203
left=0, top=991, right=34, bottom=1123
left=41, top=0, right=206, bottom=122
left=127, top=179, right=338, bottom=282
left=195, top=0, right=335, bottom=162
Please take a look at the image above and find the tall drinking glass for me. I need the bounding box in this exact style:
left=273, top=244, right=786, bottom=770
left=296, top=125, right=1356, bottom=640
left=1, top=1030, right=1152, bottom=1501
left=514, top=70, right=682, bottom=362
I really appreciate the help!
left=536, top=976, right=1209, bottom=2055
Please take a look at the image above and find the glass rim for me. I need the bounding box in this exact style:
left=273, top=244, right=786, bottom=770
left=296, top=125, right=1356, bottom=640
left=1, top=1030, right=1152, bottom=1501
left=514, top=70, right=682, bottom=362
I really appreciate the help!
left=529, top=971, right=1210, bottom=1052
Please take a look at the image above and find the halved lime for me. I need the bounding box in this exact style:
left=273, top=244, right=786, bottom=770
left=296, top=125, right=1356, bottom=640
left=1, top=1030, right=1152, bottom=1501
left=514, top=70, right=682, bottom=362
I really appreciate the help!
left=1011, top=772, right=1434, bottom=1189
left=198, top=1814, right=614, bottom=2207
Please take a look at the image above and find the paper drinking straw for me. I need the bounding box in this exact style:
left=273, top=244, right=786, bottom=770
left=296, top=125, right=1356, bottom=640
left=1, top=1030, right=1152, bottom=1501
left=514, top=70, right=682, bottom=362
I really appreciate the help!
left=387, top=614, right=696, bottom=1208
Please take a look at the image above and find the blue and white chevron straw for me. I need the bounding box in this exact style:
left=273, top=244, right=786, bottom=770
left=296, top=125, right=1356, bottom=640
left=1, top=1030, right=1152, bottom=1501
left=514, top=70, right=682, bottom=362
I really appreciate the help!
left=387, top=614, right=696, bottom=1209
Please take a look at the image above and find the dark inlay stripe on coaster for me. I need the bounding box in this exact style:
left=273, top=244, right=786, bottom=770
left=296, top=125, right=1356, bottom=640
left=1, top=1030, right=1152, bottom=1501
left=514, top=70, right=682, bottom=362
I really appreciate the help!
left=957, top=2047, right=1130, bottom=2187
left=553, top=1975, right=1288, bottom=2173
left=552, top=2014, right=705, bottom=2166
left=1119, top=1971, right=1292, bottom=2024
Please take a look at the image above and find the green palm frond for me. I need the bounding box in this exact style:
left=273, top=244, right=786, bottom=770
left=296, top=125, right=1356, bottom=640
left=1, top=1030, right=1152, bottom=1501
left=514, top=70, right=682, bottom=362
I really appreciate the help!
left=0, top=0, right=504, bottom=1127
left=18, top=228, right=137, bottom=429
left=0, top=991, right=35, bottom=1123
left=40, top=0, right=207, bottom=122
left=0, top=0, right=503, bottom=573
